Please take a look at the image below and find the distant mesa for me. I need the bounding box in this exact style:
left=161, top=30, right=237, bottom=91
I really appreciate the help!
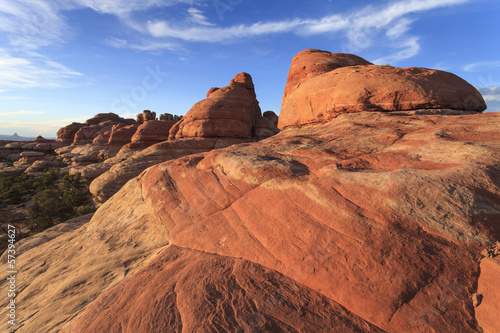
left=279, top=49, right=487, bottom=128
left=0, top=133, right=36, bottom=141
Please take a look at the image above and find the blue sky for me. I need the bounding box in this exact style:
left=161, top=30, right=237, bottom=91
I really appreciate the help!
left=0, top=0, right=499, bottom=137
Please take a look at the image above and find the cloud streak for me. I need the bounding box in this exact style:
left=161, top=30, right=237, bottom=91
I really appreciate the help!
left=0, top=49, right=83, bottom=89
left=145, top=0, right=470, bottom=61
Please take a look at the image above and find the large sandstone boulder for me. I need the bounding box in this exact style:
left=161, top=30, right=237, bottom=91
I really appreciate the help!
left=169, top=73, right=262, bottom=139
left=85, top=113, right=134, bottom=126
left=279, top=49, right=486, bottom=128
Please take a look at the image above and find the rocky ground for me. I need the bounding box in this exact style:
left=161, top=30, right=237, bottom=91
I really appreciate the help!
left=0, top=49, right=498, bottom=332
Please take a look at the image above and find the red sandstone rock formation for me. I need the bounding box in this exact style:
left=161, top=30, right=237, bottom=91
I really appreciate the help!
left=169, top=73, right=265, bottom=139
left=57, top=113, right=137, bottom=146
left=279, top=49, right=486, bottom=128
left=476, top=244, right=500, bottom=333
left=136, top=110, right=157, bottom=124
left=89, top=73, right=279, bottom=203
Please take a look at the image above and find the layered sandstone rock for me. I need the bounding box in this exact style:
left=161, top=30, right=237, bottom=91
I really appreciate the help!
left=57, top=122, right=85, bottom=144
left=0, top=179, right=170, bottom=332
left=90, top=137, right=248, bottom=203
left=279, top=49, right=486, bottom=128
left=168, top=73, right=265, bottom=139
left=136, top=110, right=156, bottom=124
left=107, top=124, right=139, bottom=145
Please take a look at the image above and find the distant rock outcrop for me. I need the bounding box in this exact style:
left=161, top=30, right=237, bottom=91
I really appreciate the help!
left=169, top=73, right=274, bottom=139
left=57, top=113, right=136, bottom=145
left=136, top=110, right=157, bottom=124
left=279, top=49, right=487, bottom=128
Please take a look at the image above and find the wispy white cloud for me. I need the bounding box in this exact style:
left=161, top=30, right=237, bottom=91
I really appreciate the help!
left=0, top=49, right=83, bottom=89
left=105, top=37, right=180, bottom=52
left=145, top=0, right=470, bottom=62
left=0, top=0, right=66, bottom=49
left=67, top=0, right=202, bottom=17
left=187, top=7, right=214, bottom=26
left=464, top=61, right=500, bottom=72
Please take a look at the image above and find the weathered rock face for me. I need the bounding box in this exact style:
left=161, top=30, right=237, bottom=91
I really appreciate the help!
left=283, top=49, right=373, bottom=99
left=107, top=124, right=139, bottom=145
left=85, top=112, right=134, bottom=126
left=88, top=73, right=279, bottom=203
left=158, top=113, right=182, bottom=121
left=2, top=111, right=499, bottom=333
left=63, top=246, right=383, bottom=333
left=279, top=50, right=486, bottom=128
left=168, top=73, right=263, bottom=139
left=73, top=125, right=102, bottom=145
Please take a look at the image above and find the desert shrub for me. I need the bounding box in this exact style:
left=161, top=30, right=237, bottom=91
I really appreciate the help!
left=27, top=172, right=92, bottom=232
left=0, top=173, right=37, bottom=205
left=379, top=63, right=393, bottom=68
